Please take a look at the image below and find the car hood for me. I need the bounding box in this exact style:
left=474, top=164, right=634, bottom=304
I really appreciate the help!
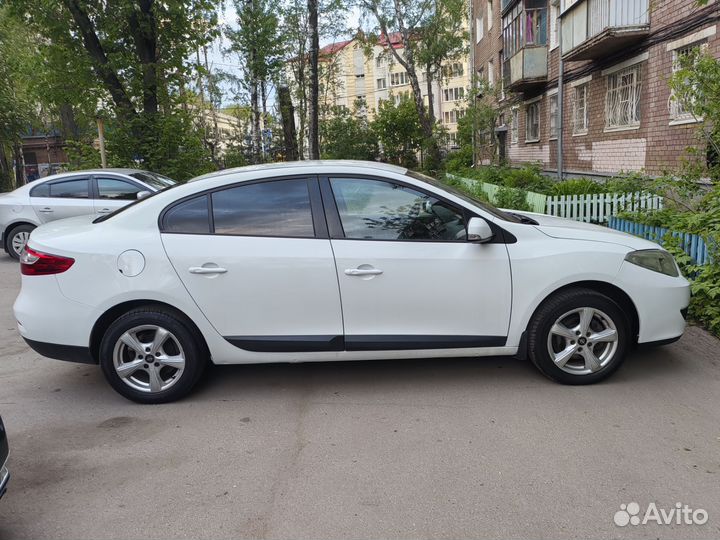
left=508, top=210, right=662, bottom=251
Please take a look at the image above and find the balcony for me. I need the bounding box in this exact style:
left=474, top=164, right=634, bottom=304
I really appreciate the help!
left=503, top=46, right=548, bottom=91
left=560, top=0, right=650, bottom=61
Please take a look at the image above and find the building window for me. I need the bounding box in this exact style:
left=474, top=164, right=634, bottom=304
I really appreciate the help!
left=443, top=87, right=465, bottom=102
left=393, top=90, right=411, bottom=105
left=503, top=1, right=547, bottom=60
left=443, top=109, right=464, bottom=124
left=605, top=65, right=642, bottom=129
left=670, top=42, right=707, bottom=120
left=376, top=78, right=387, bottom=90
left=573, top=84, right=588, bottom=134
left=549, top=3, right=559, bottom=50
left=526, top=101, right=540, bottom=142
left=476, top=15, right=484, bottom=43
left=390, top=72, right=409, bottom=86
left=488, top=59, right=494, bottom=87
left=376, top=56, right=383, bottom=68
left=444, top=62, right=464, bottom=78
left=511, top=108, right=519, bottom=143
left=488, top=0, right=494, bottom=30
left=549, top=94, right=559, bottom=139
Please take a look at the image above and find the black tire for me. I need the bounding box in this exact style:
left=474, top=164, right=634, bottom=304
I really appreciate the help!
left=99, top=308, right=207, bottom=404
left=5, top=224, right=35, bottom=260
left=527, top=288, right=629, bottom=385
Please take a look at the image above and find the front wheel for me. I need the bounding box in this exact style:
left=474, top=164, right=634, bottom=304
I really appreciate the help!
left=99, top=308, right=207, bottom=403
left=527, top=288, right=629, bottom=385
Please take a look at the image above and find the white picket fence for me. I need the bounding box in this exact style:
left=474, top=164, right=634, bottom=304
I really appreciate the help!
left=545, top=192, right=664, bottom=224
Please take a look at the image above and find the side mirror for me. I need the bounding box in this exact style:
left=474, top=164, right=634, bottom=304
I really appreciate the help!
left=467, top=217, right=494, bottom=243
left=137, top=190, right=152, bottom=200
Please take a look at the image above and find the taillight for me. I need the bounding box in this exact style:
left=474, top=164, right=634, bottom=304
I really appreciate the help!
left=20, top=247, right=75, bottom=275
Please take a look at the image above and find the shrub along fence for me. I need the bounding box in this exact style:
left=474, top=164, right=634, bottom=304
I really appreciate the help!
left=447, top=173, right=664, bottom=224
left=608, top=217, right=712, bottom=265
left=446, top=173, right=547, bottom=214
left=546, top=192, right=664, bottom=224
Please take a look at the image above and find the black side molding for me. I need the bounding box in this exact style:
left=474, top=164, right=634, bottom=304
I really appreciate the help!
left=23, top=338, right=97, bottom=364
left=224, top=335, right=345, bottom=352
left=345, top=335, right=507, bottom=351
left=225, top=335, right=507, bottom=353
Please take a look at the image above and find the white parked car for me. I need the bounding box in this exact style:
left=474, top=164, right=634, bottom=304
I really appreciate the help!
left=14, top=161, right=690, bottom=403
left=0, top=169, right=175, bottom=259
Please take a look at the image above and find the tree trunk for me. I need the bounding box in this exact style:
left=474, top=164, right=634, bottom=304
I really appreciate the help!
left=128, top=0, right=159, bottom=116
left=307, top=0, right=320, bottom=160
left=278, top=85, right=299, bottom=161
left=251, top=77, right=262, bottom=163
left=261, top=79, right=268, bottom=159
left=425, top=64, right=435, bottom=124
left=62, top=0, right=136, bottom=118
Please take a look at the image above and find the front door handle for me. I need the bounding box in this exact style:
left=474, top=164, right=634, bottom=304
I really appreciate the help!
left=97, top=208, right=112, bottom=214
left=345, top=268, right=383, bottom=276
left=38, top=207, right=54, bottom=214
left=189, top=266, right=228, bottom=275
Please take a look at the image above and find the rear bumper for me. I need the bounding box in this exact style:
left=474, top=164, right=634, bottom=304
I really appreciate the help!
left=23, top=338, right=95, bottom=364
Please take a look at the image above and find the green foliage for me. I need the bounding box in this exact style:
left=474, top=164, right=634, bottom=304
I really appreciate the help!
left=444, top=147, right=473, bottom=171
left=321, top=105, right=379, bottom=160
left=549, top=178, right=606, bottom=196
left=65, top=140, right=102, bottom=170
left=495, top=186, right=531, bottom=211
left=371, top=98, right=423, bottom=168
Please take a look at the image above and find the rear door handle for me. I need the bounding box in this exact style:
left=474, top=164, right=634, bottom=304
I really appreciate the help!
left=38, top=208, right=53, bottom=214
left=189, top=266, right=228, bottom=275
left=345, top=268, right=383, bottom=276
left=97, top=208, right=112, bottom=214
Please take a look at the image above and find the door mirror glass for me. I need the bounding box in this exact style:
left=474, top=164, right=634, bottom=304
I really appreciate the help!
left=467, top=217, right=494, bottom=243
left=137, top=190, right=152, bottom=200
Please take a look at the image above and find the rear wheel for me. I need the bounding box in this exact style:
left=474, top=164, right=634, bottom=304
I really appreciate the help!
left=99, top=308, right=206, bottom=403
left=527, top=288, right=629, bottom=385
left=6, top=224, right=35, bottom=260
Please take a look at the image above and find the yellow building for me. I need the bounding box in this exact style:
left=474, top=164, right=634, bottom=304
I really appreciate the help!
left=318, top=32, right=471, bottom=149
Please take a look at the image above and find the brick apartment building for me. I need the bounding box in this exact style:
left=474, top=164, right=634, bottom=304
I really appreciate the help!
left=472, top=0, right=720, bottom=177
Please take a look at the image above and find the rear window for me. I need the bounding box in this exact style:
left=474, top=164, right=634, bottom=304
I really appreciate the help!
left=162, top=195, right=211, bottom=234
left=130, top=171, right=177, bottom=191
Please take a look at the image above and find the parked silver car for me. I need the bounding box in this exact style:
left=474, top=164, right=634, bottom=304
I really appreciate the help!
left=0, top=169, right=175, bottom=259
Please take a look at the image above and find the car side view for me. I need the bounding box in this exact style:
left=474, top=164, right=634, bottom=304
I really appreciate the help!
left=0, top=169, right=175, bottom=259
left=13, top=161, right=690, bottom=403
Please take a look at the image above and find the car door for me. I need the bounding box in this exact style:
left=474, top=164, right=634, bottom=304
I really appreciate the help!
left=322, top=175, right=512, bottom=350
left=160, top=177, right=344, bottom=352
left=93, top=176, right=144, bottom=216
left=30, top=177, right=93, bottom=223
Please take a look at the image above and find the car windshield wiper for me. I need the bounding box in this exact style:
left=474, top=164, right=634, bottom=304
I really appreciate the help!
left=507, top=212, right=539, bottom=225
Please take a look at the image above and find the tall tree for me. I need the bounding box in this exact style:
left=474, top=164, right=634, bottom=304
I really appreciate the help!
left=360, top=0, right=463, bottom=171
left=307, top=0, right=320, bottom=159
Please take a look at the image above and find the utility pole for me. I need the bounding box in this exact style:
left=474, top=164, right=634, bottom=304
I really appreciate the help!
left=557, top=5, right=564, bottom=182
left=469, top=0, right=477, bottom=167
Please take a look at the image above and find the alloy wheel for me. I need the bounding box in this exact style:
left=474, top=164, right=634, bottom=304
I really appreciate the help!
left=11, top=231, right=30, bottom=257
left=112, top=324, right=186, bottom=393
left=546, top=307, right=619, bottom=375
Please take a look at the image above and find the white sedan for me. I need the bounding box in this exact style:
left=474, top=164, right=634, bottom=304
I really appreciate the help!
left=0, top=169, right=175, bottom=259
left=14, top=161, right=690, bottom=403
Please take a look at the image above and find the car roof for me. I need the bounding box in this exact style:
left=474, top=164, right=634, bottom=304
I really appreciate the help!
left=189, top=160, right=408, bottom=183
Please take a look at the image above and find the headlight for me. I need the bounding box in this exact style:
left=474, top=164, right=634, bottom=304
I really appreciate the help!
left=625, top=249, right=679, bottom=277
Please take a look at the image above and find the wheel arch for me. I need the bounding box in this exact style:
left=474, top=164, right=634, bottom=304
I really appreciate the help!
left=89, top=300, right=210, bottom=364
left=517, top=280, right=640, bottom=360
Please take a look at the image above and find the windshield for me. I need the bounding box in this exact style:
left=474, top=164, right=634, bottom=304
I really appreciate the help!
left=130, top=171, right=177, bottom=191
left=406, top=170, right=521, bottom=223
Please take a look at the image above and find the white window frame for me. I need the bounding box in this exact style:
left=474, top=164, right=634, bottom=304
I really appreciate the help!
left=549, top=3, right=559, bottom=50
left=443, top=87, right=465, bottom=102
left=511, top=108, right=519, bottom=144
left=525, top=100, right=540, bottom=142
left=670, top=42, right=707, bottom=123
left=488, top=0, right=494, bottom=30
left=376, top=77, right=387, bottom=90
left=549, top=93, right=559, bottom=139
left=390, top=72, right=409, bottom=87
left=477, top=14, right=484, bottom=44
left=604, top=64, right=642, bottom=131
left=572, top=83, right=589, bottom=135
